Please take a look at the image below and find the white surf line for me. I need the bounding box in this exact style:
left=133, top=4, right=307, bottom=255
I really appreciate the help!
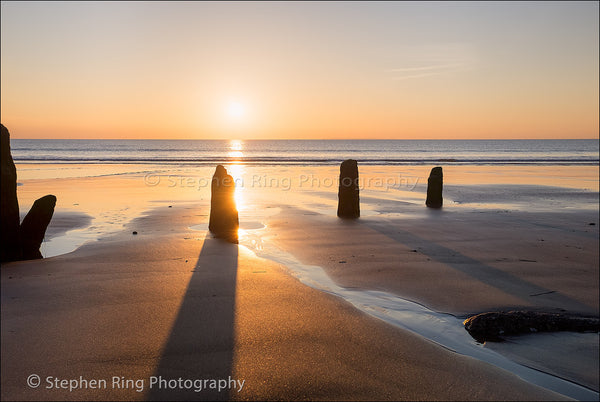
left=236, top=227, right=599, bottom=401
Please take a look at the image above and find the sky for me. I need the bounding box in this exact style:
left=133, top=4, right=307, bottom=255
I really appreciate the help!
left=1, top=1, right=598, bottom=140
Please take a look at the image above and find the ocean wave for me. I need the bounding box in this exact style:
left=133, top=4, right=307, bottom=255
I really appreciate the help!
left=11, top=139, right=598, bottom=166
left=12, top=156, right=599, bottom=165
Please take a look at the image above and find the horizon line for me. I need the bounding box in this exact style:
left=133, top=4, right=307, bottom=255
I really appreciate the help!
left=8, top=137, right=599, bottom=141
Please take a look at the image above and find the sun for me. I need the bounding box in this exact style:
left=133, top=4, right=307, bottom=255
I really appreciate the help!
left=221, top=97, right=253, bottom=133
left=226, top=101, right=246, bottom=121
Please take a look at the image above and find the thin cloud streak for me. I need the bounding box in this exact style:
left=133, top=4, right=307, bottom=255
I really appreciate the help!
left=387, top=62, right=469, bottom=81
left=386, top=63, right=465, bottom=73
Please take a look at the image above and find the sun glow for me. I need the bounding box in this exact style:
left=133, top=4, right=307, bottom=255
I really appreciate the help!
left=226, top=101, right=246, bottom=121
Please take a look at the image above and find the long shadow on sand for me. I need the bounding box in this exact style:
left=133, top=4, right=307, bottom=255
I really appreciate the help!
left=360, top=218, right=594, bottom=314
left=147, top=236, right=238, bottom=401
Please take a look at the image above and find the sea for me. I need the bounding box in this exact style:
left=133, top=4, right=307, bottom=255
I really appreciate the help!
left=10, top=139, right=599, bottom=166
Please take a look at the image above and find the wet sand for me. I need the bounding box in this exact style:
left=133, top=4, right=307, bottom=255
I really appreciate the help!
left=2, top=204, right=566, bottom=401
left=265, top=206, right=599, bottom=316
left=2, top=163, right=598, bottom=400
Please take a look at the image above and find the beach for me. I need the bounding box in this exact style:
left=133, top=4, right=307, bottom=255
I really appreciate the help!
left=3, top=0, right=599, bottom=398
left=1, top=162, right=598, bottom=401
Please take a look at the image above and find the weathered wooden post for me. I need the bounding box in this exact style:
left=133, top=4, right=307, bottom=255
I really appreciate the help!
left=425, top=166, right=443, bottom=208
left=337, top=159, right=360, bottom=219
left=208, top=165, right=239, bottom=243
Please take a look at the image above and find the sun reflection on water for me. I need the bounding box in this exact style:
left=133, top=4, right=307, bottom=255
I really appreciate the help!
left=227, top=140, right=246, bottom=211
left=230, top=140, right=243, bottom=151
left=227, top=140, right=244, bottom=159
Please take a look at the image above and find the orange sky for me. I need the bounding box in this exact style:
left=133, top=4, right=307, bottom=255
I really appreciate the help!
left=1, top=2, right=598, bottom=139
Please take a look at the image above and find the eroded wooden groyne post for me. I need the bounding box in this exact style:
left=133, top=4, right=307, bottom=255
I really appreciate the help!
left=337, top=159, right=360, bottom=219
left=0, top=124, right=22, bottom=262
left=208, top=165, right=239, bottom=243
left=21, top=195, right=57, bottom=260
left=1, top=124, right=57, bottom=262
left=425, top=166, right=443, bottom=208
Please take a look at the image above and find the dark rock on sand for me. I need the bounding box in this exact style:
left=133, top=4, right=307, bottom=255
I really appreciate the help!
left=337, top=159, right=360, bottom=219
left=208, top=165, right=239, bottom=243
left=20, top=195, right=57, bottom=260
left=463, top=310, right=600, bottom=343
left=1, top=124, right=22, bottom=262
left=426, top=166, right=443, bottom=208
